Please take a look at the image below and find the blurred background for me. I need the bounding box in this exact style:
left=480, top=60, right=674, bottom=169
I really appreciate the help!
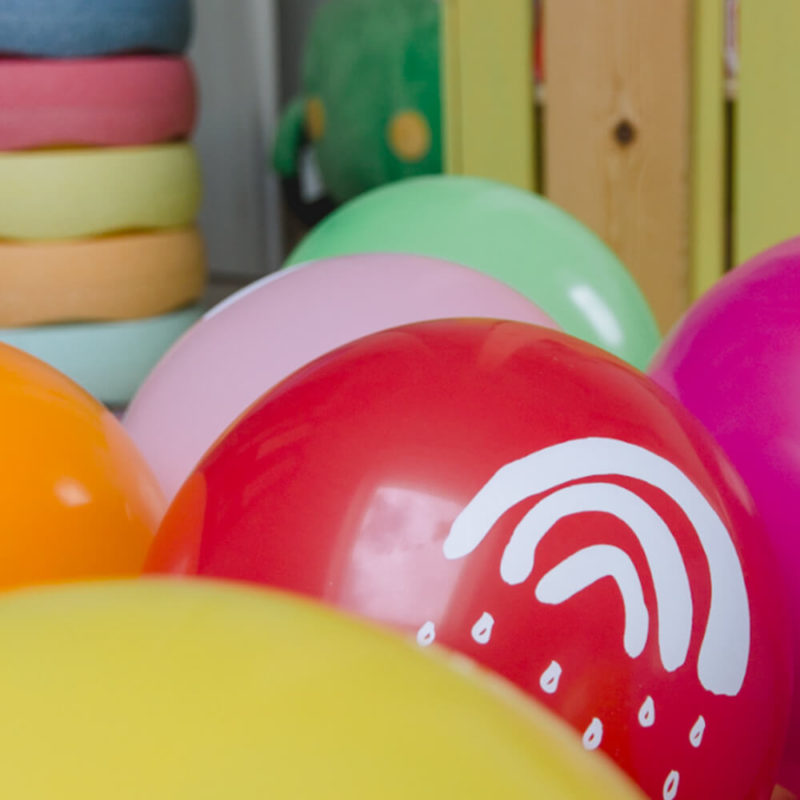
left=5, top=0, right=794, bottom=402
left=195, top=0, right=796, bottom=334
left=191, top=0, right=324, bottom=298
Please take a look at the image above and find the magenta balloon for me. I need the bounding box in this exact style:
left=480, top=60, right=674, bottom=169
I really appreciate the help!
left=124, top=253, right=558, bottom=500
left=649, top=237, right=800, bottom=794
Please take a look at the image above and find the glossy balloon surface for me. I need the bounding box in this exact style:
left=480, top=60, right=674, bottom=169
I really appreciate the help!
left=287, top=175, right=660, bottom=367
left=125, top=253, right=556, bottom=499
left=150, top=320, right=790, bottom=800
left=0, top=579, right=646, bottom=799
left=650, top=237, right=800, bottom=793
left=0, top=344, right=163, bottom=587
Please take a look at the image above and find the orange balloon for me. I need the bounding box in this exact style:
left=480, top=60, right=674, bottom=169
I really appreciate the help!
left=0, top=343, right=164, bottom=588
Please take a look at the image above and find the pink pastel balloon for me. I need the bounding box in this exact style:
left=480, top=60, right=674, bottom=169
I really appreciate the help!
left=124, top=253, right=558, bottom=500
left=649, top=237, right=800, bottom=794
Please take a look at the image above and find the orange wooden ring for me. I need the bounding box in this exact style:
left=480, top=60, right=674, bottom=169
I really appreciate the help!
left=0, top=227, right=207, bottom=326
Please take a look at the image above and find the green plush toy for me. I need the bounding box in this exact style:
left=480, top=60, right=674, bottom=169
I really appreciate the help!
left=273, top=0, right=442, bottom=223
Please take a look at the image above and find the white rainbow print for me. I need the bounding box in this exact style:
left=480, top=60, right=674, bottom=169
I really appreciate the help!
left=443, top=437, right=750, bottom=696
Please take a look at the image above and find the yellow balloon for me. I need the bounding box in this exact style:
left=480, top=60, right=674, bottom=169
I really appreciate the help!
left=0, top=579, right=645, bottom=799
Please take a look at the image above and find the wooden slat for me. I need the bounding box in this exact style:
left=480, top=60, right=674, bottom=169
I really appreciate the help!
left=441, top=0, right=535, bottom=190
left=543, top=0, right=692, bottom=333
left=690, top=0, right=727, bottom=299
left=735, top=0, right=800, bottom=263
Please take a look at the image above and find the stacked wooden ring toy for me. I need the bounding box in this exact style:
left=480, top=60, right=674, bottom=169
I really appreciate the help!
left=0, top=0, right=205, bottom=405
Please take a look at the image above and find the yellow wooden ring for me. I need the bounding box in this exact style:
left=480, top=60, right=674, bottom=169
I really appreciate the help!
left=0, top=143, right=201, bottom=241
left=0, top=227, right=206, bottom=326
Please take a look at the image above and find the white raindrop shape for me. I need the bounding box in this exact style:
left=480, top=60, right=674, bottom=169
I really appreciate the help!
left=416, top=621, right=436, bottom=647
left=689, top=716, right=706, bottom=748
left=663, top=770, right=679, bottom=800
left=539, top=660, right=562, bottom=694
left=471, top=612, right=494, bottom=644
left=638, top=696, right=655, bottom=727
left=582, top=717, right=603, bottom=750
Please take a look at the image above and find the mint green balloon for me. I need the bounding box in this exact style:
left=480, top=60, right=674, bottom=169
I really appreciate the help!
left=287, top=175, right=660, bottom=369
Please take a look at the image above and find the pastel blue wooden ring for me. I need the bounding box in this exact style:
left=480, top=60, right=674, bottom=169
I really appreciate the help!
left=0, top=0, right=192, bottom=58
left=0, top=306, right=203, bottom=406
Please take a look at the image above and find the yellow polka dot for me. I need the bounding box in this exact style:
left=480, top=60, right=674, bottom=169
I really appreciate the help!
left=387, top=110, right=431, bottom=162
left=305, top=97, right=326, bottom=141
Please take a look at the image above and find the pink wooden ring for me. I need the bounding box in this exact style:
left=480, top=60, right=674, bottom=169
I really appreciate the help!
left=0, top=56, right=196, bottom=150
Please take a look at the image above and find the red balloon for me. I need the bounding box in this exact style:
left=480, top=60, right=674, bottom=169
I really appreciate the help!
left=149, top=320, right=790, bottom=800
